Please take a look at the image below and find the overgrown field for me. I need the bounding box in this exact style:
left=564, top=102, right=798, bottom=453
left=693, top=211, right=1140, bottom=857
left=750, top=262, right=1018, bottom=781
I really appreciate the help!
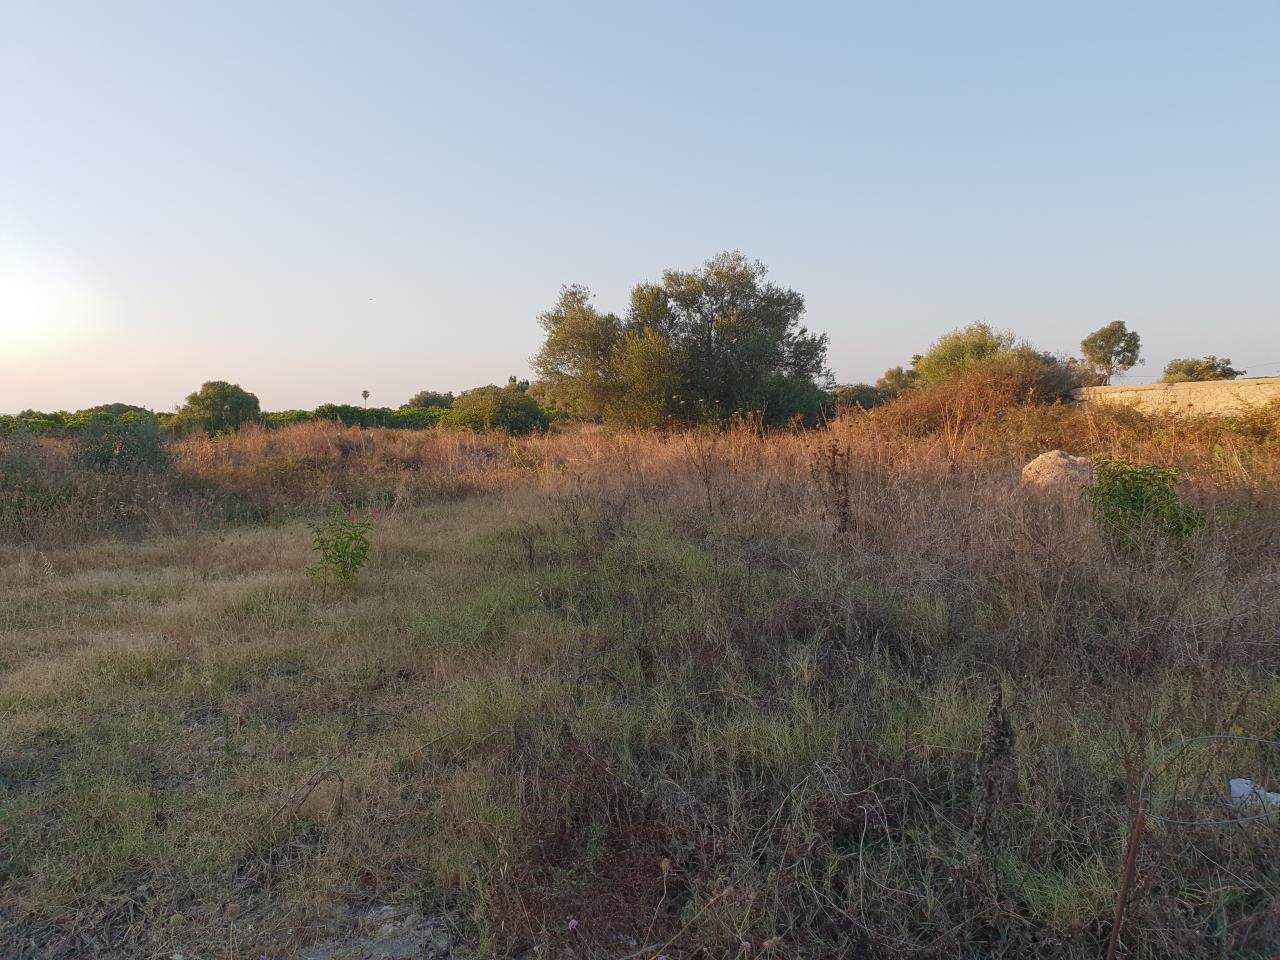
left=3, top=403, right=1280, bottom=958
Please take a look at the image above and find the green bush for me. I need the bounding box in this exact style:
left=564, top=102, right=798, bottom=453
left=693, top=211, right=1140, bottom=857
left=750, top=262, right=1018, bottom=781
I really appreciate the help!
left=262, top=409, right=317, bottom=429
left=307, top=498, right=373, bottom=584
left=386, top=406, right=447, bottom=429
left=1087, top=456, right=1205, bottom=544
left=70, top=411, right=166, bottom=470
left=1161, top=356, right=1245, bottom=383
left=308, top=404, right=447, bottom=429
left=441, top=385, right=550, bottom=435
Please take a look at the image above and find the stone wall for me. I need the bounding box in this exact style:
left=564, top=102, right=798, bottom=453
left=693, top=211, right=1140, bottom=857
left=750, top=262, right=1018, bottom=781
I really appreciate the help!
left=1071, top=377, right=1280, bottom=416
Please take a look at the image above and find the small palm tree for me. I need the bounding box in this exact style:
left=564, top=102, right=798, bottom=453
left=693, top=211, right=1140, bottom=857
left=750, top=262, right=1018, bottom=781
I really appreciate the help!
left=361, top=389, right=370, bottom=407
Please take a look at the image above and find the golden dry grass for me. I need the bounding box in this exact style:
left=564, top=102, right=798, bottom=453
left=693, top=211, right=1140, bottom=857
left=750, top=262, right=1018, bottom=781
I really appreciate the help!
left=2, top=404, right=1280, bottom=958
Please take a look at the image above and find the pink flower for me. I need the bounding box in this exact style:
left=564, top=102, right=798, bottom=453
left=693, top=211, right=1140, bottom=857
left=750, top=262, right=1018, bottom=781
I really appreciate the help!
left=371, top=505, right=382, bottom=516
left=567, top=917, right=579, bottom=931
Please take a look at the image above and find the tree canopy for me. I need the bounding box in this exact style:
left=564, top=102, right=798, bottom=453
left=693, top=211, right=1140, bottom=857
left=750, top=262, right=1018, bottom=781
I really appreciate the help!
left=1161, top=356, right=1245, bottom=384
left=403, top=390, right=455, bottom=409
left=1080, top=321, right=1141, bottom=384
left=173, top=381, right=261, bottom=435
left=533, top=252, right=829, bottom=426
left=532, top=285, right=623, bottom=421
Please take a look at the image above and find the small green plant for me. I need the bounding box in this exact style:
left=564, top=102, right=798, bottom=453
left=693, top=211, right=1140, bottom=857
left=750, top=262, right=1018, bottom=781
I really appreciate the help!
left=307, top=495, right=373, bottom=584
left=1087, top=456, right=1205, bottom=544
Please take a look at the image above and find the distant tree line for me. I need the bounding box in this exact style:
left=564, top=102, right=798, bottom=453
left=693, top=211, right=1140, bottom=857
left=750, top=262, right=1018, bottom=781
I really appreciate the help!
left=1, top=378, right=556, bottom=462
left=832, top=318, right=1249, bottom=410
left=165, top=380, right=555, bottom=436
left=7, top=256, right=1256, bottom=455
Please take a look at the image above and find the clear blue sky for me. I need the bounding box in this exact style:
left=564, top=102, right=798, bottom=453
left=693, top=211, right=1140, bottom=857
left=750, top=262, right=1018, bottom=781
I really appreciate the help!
left=2, top=1, right=1277, bottom=412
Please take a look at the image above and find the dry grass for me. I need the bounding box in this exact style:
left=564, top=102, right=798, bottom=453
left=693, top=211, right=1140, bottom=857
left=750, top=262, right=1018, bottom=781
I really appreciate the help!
left=2, top=402, right=1279, bottom=958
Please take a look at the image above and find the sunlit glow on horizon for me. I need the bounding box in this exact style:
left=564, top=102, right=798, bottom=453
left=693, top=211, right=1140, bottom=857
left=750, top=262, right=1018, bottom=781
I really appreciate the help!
left=0, top=241, right=113, bottom=366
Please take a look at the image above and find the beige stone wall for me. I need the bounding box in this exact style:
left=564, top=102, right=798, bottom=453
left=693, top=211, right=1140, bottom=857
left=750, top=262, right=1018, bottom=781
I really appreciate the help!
left=1071, top=377, right=1280, bottom=416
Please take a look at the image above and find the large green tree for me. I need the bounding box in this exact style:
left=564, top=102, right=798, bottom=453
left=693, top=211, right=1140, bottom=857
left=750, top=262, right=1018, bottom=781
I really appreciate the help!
left=633, top=251, right=828, bottom=419
left=174, top=381, right=260, bottom=435
left=1080, top=321, right=1142, bottom=384
left=607, top=328, right=682, bottom=427
left=533, top=253, right=829, bottom=425
left=532, top=285, right=623, bottom=420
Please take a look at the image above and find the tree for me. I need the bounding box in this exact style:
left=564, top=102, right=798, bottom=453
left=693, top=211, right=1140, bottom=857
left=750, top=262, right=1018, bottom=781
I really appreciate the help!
left=1080, top=321, right=1142, bottom=384
left=532, top=285, right=623, bottom=420
left=173, top=381, right=260, bottom=435
left=532, top=253, right=829, bottom=425
left=361, top=389, right=370, bottom=406
left=1161, top=356, right=1245, bottom=384
left=403, top=390, right=455, bottom=409
left=632, top=251, right=828, bottom=420
left=607, top=327, right=682, bottom=427
left=441, top=384, right=549, bottom=435
left=875, top=365, right=919, bottom=396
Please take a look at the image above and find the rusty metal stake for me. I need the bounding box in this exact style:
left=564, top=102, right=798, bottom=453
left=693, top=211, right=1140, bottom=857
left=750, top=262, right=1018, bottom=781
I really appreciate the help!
left=1105, top=799, right=1149, bottom=960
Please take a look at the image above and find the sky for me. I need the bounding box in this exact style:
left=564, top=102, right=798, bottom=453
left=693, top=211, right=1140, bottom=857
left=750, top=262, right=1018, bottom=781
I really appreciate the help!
left=1, top=1, right=1277, bottom=413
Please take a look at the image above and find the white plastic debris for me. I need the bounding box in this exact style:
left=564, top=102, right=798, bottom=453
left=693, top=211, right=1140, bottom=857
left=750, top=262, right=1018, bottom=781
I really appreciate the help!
left=1228, top=778, right=1280, bottom=809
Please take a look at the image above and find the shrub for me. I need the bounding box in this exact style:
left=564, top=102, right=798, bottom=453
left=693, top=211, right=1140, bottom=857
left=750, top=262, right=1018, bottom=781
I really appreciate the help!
left=386, top=407, right=447, bottom=429
left=307, top=497, right=374, bottom=584
left=262, top=409, right=317, bottom=429
left=874, top=351, right=1079, bottom=438
left=442, top=385, right=550, bottom=435
left=832, top=383, right=889, bottom=410
left=913, top=322, right=1019, bottom=385
left=70, top=411, right=166, bottom=470
left=1161, top=356, right=1246, bottom=383
left=1087, top=456, right=1205, bottom=544
left=308, top=404, right=446, bottom=429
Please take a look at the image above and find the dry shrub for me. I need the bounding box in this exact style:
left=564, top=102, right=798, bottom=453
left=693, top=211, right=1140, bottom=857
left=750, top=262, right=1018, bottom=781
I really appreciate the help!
left=870, top=355, right=1070, bottom=443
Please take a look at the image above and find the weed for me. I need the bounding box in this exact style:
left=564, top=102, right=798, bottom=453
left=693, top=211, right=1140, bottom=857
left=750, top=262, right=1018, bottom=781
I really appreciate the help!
left=808, top=440, right=852, bottom=539
left=1088, top=455, right=1206, bottom=544
left=307, top=496, right=373, bottom=584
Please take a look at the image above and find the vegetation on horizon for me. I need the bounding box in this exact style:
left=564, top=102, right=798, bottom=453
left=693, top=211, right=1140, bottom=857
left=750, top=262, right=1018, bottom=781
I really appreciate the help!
left=1161, top=355, right=1246, bottom=384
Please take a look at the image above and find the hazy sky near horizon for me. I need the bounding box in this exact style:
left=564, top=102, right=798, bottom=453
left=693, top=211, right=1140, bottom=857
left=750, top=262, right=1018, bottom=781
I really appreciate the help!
left=2, top=1, right=1277, bottom=413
